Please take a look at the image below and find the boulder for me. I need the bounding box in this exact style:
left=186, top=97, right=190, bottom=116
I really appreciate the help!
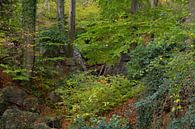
left=1, top=108, right=39, bottom=129
left=0, top=91, right=8, bottom=116
left=1, top=86, right=27, bottom=106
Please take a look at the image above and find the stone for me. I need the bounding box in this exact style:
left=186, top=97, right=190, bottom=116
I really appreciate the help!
left=2, top=86, right=27, bottom=106
left=0, top=91, right=8, bottom=116
left=1, top=108, right=39, bottom=129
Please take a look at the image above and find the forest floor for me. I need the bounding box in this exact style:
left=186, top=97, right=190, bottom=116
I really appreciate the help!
left=1, top=70, right=137, bottom=129
left=103, top=98, right=137, bottom=125
left=61, top=98, right=137, bottom=129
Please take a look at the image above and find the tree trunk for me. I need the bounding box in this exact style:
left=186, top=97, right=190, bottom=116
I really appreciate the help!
left=67, top=0, right=76, bottom=57
left=21, top=0, right=37, bottom=78
left=45, top=0, right=50, bottom=13
left=131, top=0, right=139, bottom=14
left=188, top=0, right=195, bottom=22
left=150, top=0, right=158, bottom=8
left=56, top=0, right=65, bottom=32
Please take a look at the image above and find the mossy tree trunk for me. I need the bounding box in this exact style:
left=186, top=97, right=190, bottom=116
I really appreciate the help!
left=189, top=0, right=195, bottom=22
left=45, top=0, right=50, bottom=13
left=21, top=0, right=37, bottom=78
left=150, top=0, right=158, bottom=8
left=67, top=0, right=76, bottom=57
left=131, top=0, right=139, bottom=14
left=57, top=0, right=65, bottom=32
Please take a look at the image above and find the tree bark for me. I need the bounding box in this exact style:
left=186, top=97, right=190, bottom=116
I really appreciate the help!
left=150, top=0, right=158, bottom=8
left=57, top=0, right=65, bottom=32
left=45, top=0, right=50, bottom=13
left=188, top=0, right=195, bottom=22
left=131, top=0, right=139, bottom=14
left=67, top=0, right=76, bottom=57
left=21, top=0, right=37, bottom=78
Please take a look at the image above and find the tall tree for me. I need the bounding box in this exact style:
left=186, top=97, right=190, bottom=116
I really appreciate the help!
left=67, top=0, right=76, bottom=57
left=150, top=0, right=158, bottom=8
left=21, top=0, right=37, bottom=78
left=45, top=0, right=50, bottom=13
left=188, top=0, right=195, bottom=22
left=56, top=0, right=65, bottom=32
left=131, top=0, right=139, bottom=14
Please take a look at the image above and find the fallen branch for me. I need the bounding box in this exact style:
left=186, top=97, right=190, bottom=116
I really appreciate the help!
left=0, top=56, right=9, bottom=63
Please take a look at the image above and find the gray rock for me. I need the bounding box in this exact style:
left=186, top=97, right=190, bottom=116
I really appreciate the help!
left=2, top=86, right=27, bottom=106
left=1, top=108, right=39, bottom=129
left=0, top=91, right=8, bottom=116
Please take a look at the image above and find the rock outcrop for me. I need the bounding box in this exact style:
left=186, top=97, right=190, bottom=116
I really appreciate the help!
left=0, top=108, right=38, bottom=129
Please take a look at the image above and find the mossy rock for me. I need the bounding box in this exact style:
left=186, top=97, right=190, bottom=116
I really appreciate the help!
left=1, top=108, right=39, bottom=129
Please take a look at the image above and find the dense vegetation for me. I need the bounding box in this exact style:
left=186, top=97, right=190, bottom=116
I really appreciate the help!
left=0, top=0, right=194, bottom=129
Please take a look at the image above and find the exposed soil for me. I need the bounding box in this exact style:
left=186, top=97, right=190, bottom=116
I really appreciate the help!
left=103, top=98, right=137, bottom=125
left=61, top=98, right=137, bottom=129
left=0, top=69, right=12, bottom=88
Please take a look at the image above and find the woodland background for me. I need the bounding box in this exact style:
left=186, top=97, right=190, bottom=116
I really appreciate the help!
left=0, top=0, right=194, bottom=129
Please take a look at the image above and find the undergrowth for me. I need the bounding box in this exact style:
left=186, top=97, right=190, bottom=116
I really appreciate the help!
left=56, top=73, right=144, bottom=119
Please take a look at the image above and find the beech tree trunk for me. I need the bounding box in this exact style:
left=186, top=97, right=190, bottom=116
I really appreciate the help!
left=150, top=0, right=158, bottom=8
left=45, top=0, right=50, bottom=13
left=131, top=0, right=139, bottom=14
left=21, top=0, right=37, bottom=78
left=67, top=0, right=76, bottom=57
left=57, top=0, right=65, bottom=32
left=189, top=0, right=195, bottom=22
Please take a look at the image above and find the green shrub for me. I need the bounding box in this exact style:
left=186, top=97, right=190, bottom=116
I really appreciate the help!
left=37, top=25, right=67, bottom=57
left=127, top=42, right=170, bottom=79
left=75, top=7, right=189, bottom=65
left=135, top=48, right=195, bottom=129
left=166, top=51, right=195, bottom=97
left=56, top=73, right=144, bottom=119
left=135, top=85, right=169, bottom=129
left=0, top=64, right=29, bottom=81
left=68, top=115, right=131, bottom=129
